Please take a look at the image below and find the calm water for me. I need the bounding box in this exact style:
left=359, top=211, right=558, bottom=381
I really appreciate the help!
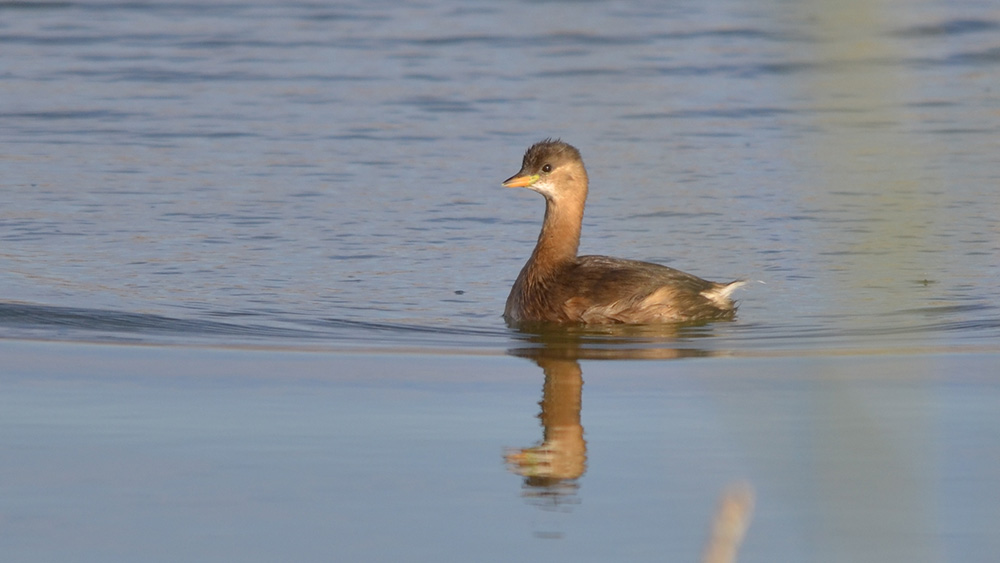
left=2, top=0, right=1000, bottom=561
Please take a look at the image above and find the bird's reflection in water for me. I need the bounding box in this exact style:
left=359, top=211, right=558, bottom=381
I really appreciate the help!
left=504, top=324, right=754, bottom=562
left=505, top=323, right=711, bottom=508
left=504, top=354, right=586, bottom=510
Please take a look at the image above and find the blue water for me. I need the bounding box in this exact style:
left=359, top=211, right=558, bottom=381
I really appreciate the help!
left=4, top=341, right=1000, bottom=562
left=3, top=0, right=999, bottom=354
left=3, top=1, right=1000, bottom=561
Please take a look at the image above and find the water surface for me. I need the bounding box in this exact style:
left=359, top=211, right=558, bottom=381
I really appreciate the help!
left=2, top=0, right=1000, bottom=561
left=2, top=0, right=998, bottom=353
left=4, top=341, right=1000, bottom=562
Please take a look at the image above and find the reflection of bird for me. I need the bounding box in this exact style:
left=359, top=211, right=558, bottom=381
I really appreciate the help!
left=503, top=139, right=744, bottom=325
left=504, top=357, right=586, bottom=504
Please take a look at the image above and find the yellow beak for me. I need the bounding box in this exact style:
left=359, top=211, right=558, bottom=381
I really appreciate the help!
left=502, top=174, right=539, bottom=188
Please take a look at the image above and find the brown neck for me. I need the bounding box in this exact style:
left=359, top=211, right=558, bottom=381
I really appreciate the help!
left=525, top=193, right=585, bottom=275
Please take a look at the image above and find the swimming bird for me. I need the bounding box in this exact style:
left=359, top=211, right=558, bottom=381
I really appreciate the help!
left=502, top=139, right=744, bottom=325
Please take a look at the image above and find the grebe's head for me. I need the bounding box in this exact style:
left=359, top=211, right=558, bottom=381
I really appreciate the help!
left=502, top=139, right=588, bottom=202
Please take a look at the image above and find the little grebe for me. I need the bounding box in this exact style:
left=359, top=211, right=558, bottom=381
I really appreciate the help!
left=502, top=139, right=744, bottom=325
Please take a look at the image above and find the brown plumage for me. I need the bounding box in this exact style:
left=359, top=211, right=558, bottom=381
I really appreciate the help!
left=502, top=139, right=744, bottom=325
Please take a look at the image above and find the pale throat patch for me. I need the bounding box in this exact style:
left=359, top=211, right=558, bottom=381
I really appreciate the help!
left=528, top=178, right=558, bottom=198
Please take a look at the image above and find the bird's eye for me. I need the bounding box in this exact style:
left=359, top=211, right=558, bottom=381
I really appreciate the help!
left=541, top=164, right=552, bottom=173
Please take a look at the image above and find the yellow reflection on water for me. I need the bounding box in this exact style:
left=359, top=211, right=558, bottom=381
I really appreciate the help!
left=796, top=0, right=943, bottom=312
left=795, top=3, right=943, bottom=559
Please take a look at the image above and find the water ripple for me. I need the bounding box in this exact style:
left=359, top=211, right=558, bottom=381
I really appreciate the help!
left=895, top=19, right=1000, bottom=37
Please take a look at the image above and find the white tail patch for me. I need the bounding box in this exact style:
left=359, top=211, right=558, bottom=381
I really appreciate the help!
left=701, top=280, right=747, bottom=308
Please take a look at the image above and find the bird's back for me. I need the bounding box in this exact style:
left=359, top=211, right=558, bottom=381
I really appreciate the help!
left=505, top=255, right=743, bottom=325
